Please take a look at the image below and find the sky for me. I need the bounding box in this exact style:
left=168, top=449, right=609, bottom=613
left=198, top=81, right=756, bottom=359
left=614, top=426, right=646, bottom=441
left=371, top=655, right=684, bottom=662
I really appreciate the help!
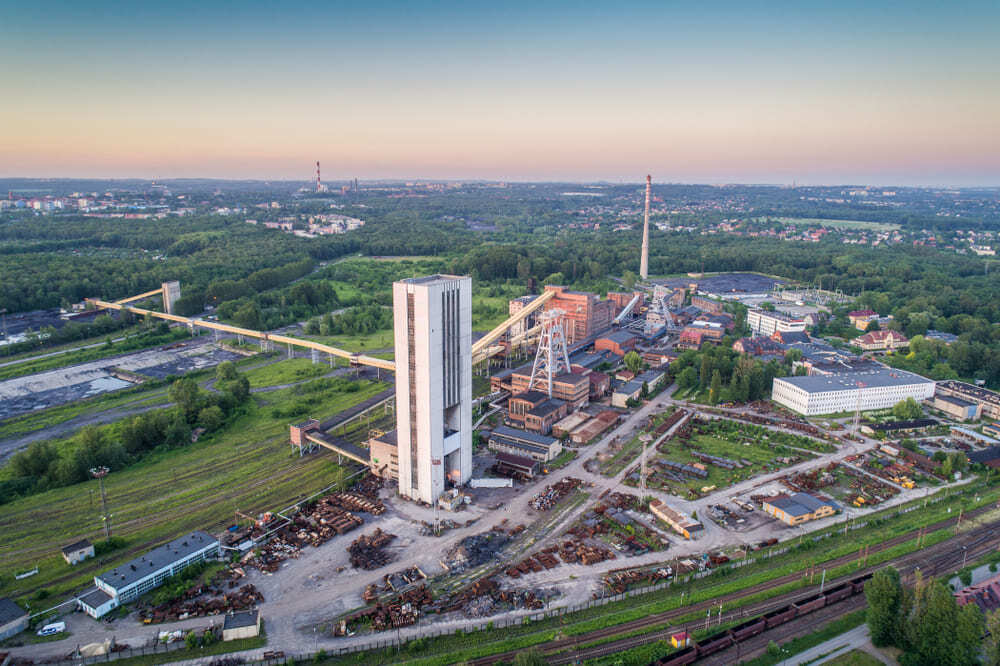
left=1, top=0, right=999, bottom=186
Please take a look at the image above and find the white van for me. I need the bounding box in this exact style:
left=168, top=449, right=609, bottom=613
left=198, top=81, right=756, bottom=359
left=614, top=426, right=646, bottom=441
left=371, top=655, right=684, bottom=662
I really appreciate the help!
left=37, top=621, right=66, bottom=636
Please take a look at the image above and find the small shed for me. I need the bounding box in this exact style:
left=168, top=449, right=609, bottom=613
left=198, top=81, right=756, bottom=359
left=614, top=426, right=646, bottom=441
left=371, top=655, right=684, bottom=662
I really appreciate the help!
left=0, top=598, right=28, bottom=641
left=671, top=631, right=691, bottom=648
left=222, top=609, right=261, bottom=641
left=62, top=538, right=95, bottom=565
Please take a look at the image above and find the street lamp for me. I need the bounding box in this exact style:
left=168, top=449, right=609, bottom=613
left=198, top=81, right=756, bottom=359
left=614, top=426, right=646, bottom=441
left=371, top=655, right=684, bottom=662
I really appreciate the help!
left=90, top=466, right=112, bottom=540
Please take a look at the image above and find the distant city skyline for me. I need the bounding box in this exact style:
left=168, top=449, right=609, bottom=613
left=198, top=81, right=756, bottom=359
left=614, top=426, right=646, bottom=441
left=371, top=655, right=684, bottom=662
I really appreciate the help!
left=2, top=1, right=999, bottom=186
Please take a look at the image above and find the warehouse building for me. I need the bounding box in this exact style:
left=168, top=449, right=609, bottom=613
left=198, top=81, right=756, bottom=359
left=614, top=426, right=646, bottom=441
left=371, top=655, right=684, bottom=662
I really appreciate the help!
left=933, top=394, right=981, bottom=421
left=541, top=286, right=615, bottom=344
left=79, top=531, right=220, bottom=618
left=486, top=425, right=562, bottom=463
left=0, top=598, right=28, bottom=641
left=649, top=499, right=703, bottom=539
left=747, top=309, right=806, bottom=337
left=771, top=369, right=935, bottom=416
left=936, top=381, right=1000, bottom=421
left=508, top=369, right=589, bottom=409
left=762, top=493, right=838, bottom=526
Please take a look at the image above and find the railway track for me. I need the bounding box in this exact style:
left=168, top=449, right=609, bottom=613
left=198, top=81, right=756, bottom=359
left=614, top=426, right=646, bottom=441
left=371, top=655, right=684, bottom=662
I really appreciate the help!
left=569, top=520, right=1000, bottom=665
left=468, top=501, right=1000, bottom=666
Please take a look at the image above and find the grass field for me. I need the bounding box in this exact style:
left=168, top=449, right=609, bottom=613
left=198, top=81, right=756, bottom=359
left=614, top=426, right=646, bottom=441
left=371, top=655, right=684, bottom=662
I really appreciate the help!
left=304, top=330, right=395, bottom=353
left=0, top=378, right=385, bottom=604
left=760, top=217, right=901, bottom=232
left=642, top=432, right=813, bottom=495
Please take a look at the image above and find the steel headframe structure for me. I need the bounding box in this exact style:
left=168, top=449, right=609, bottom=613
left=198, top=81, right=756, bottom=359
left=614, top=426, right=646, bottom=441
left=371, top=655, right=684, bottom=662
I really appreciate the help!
left=527, top=309, right=571, bottom=398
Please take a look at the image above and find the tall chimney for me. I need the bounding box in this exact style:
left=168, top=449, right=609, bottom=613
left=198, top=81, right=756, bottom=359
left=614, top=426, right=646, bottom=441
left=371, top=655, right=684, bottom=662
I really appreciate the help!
left=316, top=161, right=322, bottom=192
left=640, top=174, right=651, bottom=280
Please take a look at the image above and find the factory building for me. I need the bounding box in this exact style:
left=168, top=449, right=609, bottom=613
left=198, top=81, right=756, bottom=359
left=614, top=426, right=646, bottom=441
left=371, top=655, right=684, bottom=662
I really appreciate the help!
left=936, top=381, right=1000, bottom=421
left=594, top=330, right=638, bottom=357
left=79, top=531, right=219, bottom=618
left=541, top=286, right=614, bottom=344
left=393, top=275, right=473, bottom=504
left=690, top=295, right=724, bottom=314
left=486, top=425, right=562, bottom=463
left=747, top=309, right=806, bottom=337
left=771, top=369, right=935, bottom=416
left=509, top=369, right=589, bottom=409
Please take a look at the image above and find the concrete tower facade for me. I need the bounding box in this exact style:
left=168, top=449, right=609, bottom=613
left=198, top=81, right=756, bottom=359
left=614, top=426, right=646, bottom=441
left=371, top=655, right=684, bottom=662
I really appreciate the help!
left=640, top=175, right=651, bottom=280
left=392, top=275, right=473, bottom=504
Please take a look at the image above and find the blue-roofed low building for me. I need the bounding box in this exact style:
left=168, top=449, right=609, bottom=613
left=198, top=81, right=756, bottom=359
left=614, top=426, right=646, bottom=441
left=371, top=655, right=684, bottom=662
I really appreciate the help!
left=79, top=531, right=220, bottom=618
left=486, top=425, right=562, bottom=462
left=762, top=492, right=838, bottom=526
left=951, top=426, right=1000, bottom=448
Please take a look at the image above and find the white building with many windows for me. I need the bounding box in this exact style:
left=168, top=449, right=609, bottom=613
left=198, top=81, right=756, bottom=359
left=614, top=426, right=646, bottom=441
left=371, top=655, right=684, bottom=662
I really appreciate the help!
left=392, top=275, right=473, bottom=505
left=747, top=309, right=807, bottom=337
left=78, top=531, right=219, bottom=618
left=771, top=369, right=935, bottom=416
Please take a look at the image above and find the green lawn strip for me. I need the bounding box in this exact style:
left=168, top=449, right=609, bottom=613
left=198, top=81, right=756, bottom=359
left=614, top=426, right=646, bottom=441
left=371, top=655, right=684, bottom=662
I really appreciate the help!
left=738, top=609, right=867, bottom=666
left=0, top=324, right=152, bottom=365
left=0, top=328, right=193, bottom=382
left=324, top=483, right=1000, bottom=665
left=822, top=649, right=884, bottom=666
left=0, top=380, right=384, bottom=603
left=243, top=357, right=330, bottom=388
left=546, top=448, right=577, bottom=471
left=103, top=634, right=267, bottom=666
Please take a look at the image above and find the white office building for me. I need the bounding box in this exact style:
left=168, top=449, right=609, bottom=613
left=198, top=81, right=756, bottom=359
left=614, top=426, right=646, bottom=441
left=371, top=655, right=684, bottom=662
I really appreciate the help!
left=392, top=275, right=473, bottom=504
left=78, top=531, right=219, bottom=618
left=771, top=369, right=935, bottom=416
left=747, top=309, right=806, bottom=337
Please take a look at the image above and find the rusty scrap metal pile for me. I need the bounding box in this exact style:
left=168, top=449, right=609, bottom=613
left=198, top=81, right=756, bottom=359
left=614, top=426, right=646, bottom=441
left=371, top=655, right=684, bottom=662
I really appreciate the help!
left=529, top=477, right=583, bottom=511
left=337, top=585, right=434, bottom=634
left=347, top=528, right=397, bottom=570
left=439, top=522, right=523, bottom=572
left=139, top=568, right=263, bottom=623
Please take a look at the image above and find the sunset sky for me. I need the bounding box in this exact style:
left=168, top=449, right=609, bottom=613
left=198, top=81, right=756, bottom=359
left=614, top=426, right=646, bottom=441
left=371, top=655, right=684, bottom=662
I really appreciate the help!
left=2, top=1, right=999, bottom=185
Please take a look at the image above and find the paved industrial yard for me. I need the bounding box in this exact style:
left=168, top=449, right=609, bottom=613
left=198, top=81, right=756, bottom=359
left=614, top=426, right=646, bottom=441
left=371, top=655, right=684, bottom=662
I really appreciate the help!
left=4, top=387, right=962, bottom=663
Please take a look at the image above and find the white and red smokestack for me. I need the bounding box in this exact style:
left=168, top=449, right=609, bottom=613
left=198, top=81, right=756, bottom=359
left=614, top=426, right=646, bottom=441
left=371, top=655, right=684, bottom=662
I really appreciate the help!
left=316, top=161, right=322, bottom=192
left=640, top=174, right=651, bottom=280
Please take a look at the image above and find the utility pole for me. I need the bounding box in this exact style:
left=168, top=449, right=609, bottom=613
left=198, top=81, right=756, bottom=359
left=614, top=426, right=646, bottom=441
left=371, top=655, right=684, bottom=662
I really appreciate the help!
left=90, top=466, right=112, bottom=540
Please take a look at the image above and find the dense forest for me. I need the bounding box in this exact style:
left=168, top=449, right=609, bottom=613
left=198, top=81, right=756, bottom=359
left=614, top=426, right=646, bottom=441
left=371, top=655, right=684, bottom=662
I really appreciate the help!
left=2, top=183, right=998, bottom=384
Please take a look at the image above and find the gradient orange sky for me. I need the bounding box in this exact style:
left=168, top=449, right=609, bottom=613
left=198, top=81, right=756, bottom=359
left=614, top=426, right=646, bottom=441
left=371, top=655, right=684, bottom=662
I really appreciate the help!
left=2, top=1, right=999, bottom=185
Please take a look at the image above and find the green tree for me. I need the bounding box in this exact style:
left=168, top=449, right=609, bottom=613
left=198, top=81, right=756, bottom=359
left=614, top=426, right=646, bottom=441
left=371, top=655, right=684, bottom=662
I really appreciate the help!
left=709, top=370, right=723, bottom=404
left=622, top=270, right=637, bottom=290
left=866, top=566, right=903, bottom=647
left=623, top=350, right=642, bottom=374
left=216, top=361, right=238, bottom=382
left=677, top=366, right=698, bottom=390
left=892, top=397, right=923, bottom=421
left=984, top=609, right=1000, bottom=666
left=168, top=377, right=203, bottom=422
left=700, top=355, right=712, bottom=390
left=197, top=406, right=225, bottom=432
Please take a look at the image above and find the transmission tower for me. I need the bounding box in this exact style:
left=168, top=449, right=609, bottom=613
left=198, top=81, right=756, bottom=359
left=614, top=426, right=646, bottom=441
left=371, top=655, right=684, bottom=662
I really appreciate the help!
left=528, top=309, right=571, bottom=397
left=90, top=466, right=112, bottom=539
